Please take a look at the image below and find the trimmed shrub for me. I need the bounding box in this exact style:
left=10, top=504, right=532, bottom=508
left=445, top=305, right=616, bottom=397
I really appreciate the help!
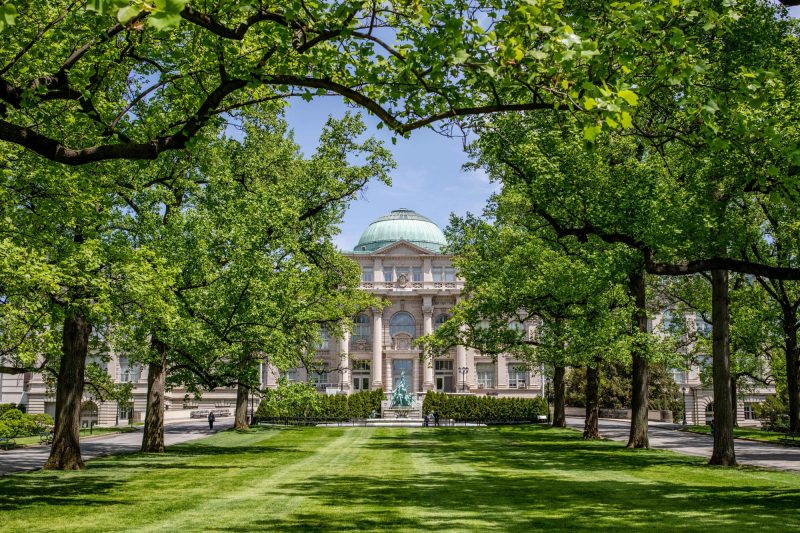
left=0, top=409, right=45, bottom=437
left=0, top=403, right=16, bottom=417
left=255, top=387, right=384, bottom=419
left=422, top=391, right=548, bottom=422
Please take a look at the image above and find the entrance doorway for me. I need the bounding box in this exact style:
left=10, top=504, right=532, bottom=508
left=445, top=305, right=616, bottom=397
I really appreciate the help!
left=352, top=360, right=371, bottom=390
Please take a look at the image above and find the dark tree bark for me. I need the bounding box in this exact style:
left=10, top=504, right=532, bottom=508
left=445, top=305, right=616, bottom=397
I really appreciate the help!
left=44, top=311, right=91, bottom=470
left=730, top=377, right=738, bottom=428
left=234, top=382, right=249, bottom=430
left=552, top=366, right=567, bottom=428
left=710, top=269, right=737, bottom=466
left=627, top=270, right=650, bottom=449
left=141, top=338, right=168, bottom=453
left=783, top=311, right=800, bottom=434
left=584, top=363, right=601, bottom=440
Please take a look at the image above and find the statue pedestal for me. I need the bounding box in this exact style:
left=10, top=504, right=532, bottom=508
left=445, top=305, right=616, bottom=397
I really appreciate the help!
left=381, top=400, right=422, bottom=419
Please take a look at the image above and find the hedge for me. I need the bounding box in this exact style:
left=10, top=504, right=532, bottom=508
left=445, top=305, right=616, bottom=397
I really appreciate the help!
left=0, top=409, right=53, bottom=438
left=422, top=391, right=548, bottom=422
left=256, top=386, right=385, bottom=419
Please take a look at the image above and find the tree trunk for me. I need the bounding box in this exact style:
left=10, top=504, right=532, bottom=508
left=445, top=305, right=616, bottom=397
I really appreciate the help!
left=552, top=366, right=566, bottom=427
left=783, top=310, right=800, bottom=434
left=730, top=377, right=738, bottom=428
left=44, top=311, right=91, bottom=470
left=141, top=338, right=168, bottom=453
left=584, top=363, right=601, bottom=440
left=627, top=270, right=649, bottom=449
left=710, top=269, right=736, bottom=466
left=234, top=381, right=249, bottom=430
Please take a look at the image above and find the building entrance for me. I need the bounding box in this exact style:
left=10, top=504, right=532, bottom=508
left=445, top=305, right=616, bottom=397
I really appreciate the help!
left=435, top=360, right=454, bottom=392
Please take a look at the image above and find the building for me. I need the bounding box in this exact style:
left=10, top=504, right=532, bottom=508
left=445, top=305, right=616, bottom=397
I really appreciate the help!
left=2, top=207, right=774, bottom=425
left=267, top=207, right=545, bottom=397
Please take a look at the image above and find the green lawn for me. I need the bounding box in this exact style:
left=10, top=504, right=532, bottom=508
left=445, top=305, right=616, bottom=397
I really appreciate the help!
left=681, top=425, right=794, bottom=444
left=1, top=425, right=799, bottom=532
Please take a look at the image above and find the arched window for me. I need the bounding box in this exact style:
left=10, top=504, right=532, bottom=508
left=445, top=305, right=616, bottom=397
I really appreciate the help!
left=434, top=314, right=449, bottom=330
left=353, top=314, right=371, bottom=344
left=390, top=311, right=416, bottom=338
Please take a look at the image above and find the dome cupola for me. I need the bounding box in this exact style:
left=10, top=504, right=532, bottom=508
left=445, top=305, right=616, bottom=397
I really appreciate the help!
left=355, top=208, right=447, bottom=253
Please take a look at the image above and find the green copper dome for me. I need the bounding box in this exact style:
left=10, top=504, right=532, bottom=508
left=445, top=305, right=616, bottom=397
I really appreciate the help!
left=354, top=208, right=447, bottom=253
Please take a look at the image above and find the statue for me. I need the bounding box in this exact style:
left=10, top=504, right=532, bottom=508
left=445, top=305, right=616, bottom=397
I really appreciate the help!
left=390, top=371, right=414, bottom=408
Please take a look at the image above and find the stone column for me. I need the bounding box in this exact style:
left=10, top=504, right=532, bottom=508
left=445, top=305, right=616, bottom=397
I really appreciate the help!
left=384, top=357, right=393, bottom=393
left=340, top=330, right=350, bottom=392
left=423, top=258, right=432, bottom=282
left=371, top=310, right=383, bottom=390
left=422, top=300, right=434, bottom=391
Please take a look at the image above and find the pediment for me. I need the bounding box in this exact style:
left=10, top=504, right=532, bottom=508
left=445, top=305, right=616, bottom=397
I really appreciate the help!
left=373, top=240, right=435, bottom=256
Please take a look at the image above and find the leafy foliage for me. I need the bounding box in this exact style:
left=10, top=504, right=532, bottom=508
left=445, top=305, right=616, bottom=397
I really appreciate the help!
left=422, top=391, right=547, bottom=422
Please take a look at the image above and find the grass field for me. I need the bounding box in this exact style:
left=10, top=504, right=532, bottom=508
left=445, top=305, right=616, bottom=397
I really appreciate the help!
left=1, top=425, right=799, bottom=532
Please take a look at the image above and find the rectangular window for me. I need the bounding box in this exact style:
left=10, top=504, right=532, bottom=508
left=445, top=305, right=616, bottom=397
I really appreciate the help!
left=435, top=360, right=453, bottom=371
left=361, top=266, right=373, bottom=282
left=392, top=359, right=413, bottom=390
left=476, top=363, right=495, bottom=388
left=432, top=266, right=444, bottom=282
left=508, top=365, right=528, bottom=389
left=283, top=369, right=297, bottom=382
left=383, top=267, right=394, bottom=282
left=744, top=402, right=756, bottom=420
left=444, top=267, right=456, bottom=282
left=309, top=369, right=328, bottom=387
left=412, top=267, right=422, bottom=282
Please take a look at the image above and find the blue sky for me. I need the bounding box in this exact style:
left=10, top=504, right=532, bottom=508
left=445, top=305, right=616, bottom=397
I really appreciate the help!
left=285, top=4, right=799, bottom=251
left=284, top=99, right=497, bottom=251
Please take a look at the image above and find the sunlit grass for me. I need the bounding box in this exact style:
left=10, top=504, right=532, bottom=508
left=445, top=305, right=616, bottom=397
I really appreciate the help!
left=1, top=425, right=798, bottom=532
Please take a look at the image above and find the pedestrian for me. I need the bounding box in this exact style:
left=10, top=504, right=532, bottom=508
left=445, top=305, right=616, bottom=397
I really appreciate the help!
left=423, top=413, right=430, bottom=427
left=433, top=411, right=439, bottom=427
left=208, top=411, right=215, bottom=430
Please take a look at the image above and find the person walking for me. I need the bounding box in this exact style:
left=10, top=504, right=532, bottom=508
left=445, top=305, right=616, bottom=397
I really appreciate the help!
left=208, top=411, right=216, bottom=430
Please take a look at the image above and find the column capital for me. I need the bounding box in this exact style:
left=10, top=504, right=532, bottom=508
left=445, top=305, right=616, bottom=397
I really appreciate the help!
left=422, top=305, right=434, bottom=317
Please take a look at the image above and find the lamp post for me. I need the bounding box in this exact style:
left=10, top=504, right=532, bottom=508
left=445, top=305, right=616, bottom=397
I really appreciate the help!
left=681, top=386, right=687, bottom=426
left=458, top=366, right=469, bottom=392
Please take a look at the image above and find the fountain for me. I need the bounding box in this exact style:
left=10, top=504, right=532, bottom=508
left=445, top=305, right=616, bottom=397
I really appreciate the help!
left=381, top=371, right=422, bottom=420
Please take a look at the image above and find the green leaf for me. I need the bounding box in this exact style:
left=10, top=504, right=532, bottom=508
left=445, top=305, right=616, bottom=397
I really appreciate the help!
left=117, top=5, right=144, bottom=24
left=0, top=3, right=17, bottom=32
left=617, top=90, right=639, bottom=107
left=620, top=111, right=633, bottom=129
left=584, top=124, right=602, bottom=142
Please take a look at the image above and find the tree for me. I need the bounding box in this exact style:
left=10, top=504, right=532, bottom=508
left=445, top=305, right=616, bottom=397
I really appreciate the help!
left=122, top=110, right=389, bottom=448
left=0, top=1, right=773, bottom=165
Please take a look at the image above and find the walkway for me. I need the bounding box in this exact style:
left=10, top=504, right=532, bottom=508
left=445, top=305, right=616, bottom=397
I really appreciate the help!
left=0, top=418, right=232, bottom=476
left=567, top=416, right=800, bottom=471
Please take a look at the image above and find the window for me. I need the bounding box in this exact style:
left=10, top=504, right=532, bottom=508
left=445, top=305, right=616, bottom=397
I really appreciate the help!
left=383, top=267, right=394, bottom=282
left=361, top=266, right=373, bottom=282
left=476, top=363, right=495, bottom=388
left=444, top=266, right=456, bottom=282
left=744, top=402, right=756, bottom=420
left=395, top=266, right=410, bottom=280
left=282, top=369, right=298, bottom=382
left=508, top=321, right=526, bottom=339
left=434, top=314, right=449, bottom=330
left=353, top=314, right=371, bottom=346
left=390, top=311, right=416, bottom=337
left=318, top=324, right=330, bottom=350
left=392, top=359, right=413, bottom=389
left=695, top=315, right=712, bottom=337
left=118, top=358, right=140, bottom=383
left=508, top=365, right=528, bottom=388
left=435, top=360, right=453, bottom=371
left=309, top=365, right=329, bottom=386
left=412, top=266, right=422, bottom=282
left=435, top=360, right=454, bottom=392
left=352, top=360, right=371, bottom=390
left=432, top=266, right=444, bottom=282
